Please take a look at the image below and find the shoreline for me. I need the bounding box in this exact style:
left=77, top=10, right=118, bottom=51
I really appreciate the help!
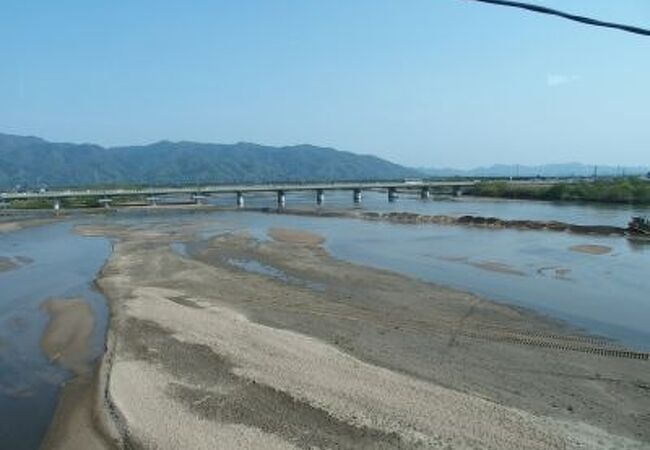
left=0, top=200, right=640, bottom=238
left=0, top=217, right=63, bottom=234
left=45, top=219, right=650, bottom=449
left=254, top=207, right=633, bottom=236
left=24, top=209, right=649, bottom=449
left=38, top=298, right=114, bottom=450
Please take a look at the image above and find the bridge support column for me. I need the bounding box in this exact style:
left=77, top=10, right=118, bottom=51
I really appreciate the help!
left=277, top=190, right=286, bottom=208
left=453, top=187, right=463, bottom=197
left=192, top=194, right=206, bottom=205
left=236, top=192, right=245, bottom=208
left=53, top=199, right=61, bottom=214
left=420, top=187, right=431, bottom=199
left=98, top=198, right=112, bottom=209
left=353, top=188, right=362, bottom=204
left=388, top=187, right=398, bottom=202
left=147, top=197, right=159, bottom=207
left=316, top=189, right=324, bottom=205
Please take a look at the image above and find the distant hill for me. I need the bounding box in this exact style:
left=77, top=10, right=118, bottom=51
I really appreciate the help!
left=0, top=133, right=420, bottom=189
left=418, top=163, right=650, bottom=178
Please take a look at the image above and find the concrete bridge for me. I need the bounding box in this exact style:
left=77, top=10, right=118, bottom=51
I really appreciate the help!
left=0, top=180, right=477, bottom=210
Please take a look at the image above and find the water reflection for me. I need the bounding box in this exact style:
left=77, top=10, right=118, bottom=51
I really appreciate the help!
left=0, top=223, right=110, bottom=450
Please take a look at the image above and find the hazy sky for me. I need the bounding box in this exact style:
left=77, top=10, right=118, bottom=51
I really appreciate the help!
left=1, top=0, right=648, bottom=168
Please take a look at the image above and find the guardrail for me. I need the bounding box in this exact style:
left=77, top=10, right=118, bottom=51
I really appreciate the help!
left=0, top=180, right=477, bottom=200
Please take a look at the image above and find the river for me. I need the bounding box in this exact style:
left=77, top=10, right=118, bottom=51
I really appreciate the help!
left=0, top=222, right=110, bottom=450
left=207, top=190, right=650, bottom=227
left=0, top=195, right=649, bottom=448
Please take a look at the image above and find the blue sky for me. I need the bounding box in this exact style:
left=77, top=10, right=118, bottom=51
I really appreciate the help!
left=1, top=0, right=648, bottom=168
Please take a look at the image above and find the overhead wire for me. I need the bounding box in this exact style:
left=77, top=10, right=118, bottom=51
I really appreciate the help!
left=464, top=0, right=650, bottom=36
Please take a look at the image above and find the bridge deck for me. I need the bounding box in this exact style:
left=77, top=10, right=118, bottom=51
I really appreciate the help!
left=1, top=180, right=476, bottom=200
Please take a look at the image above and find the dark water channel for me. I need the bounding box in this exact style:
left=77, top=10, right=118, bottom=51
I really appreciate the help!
left=0, top=222, right=110, bottom=450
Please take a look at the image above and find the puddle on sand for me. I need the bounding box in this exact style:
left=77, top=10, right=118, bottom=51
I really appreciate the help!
left=170, top=242, right=190, bottom=257
left=168, top=237, right=326, bottom=292
left=227, top=258, right=326, bottom=292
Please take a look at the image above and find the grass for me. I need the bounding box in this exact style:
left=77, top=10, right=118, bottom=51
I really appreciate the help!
left=471, top=178, right=650, bottom=205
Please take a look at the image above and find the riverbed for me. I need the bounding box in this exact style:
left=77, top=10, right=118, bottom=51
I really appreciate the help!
left=1, top=196, right=649, bottom=448
left=204, top=210, right=650, bottom=350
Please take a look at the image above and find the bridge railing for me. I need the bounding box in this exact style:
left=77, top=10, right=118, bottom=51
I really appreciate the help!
left=0, top=179, right=478, bottom=200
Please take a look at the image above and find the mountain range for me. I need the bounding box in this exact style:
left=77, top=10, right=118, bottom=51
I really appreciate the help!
left=0, top=133, right=419, bottom=189
left=418, top=163, right=650, bottom=178
left=2, top=133, right=647, bottom=189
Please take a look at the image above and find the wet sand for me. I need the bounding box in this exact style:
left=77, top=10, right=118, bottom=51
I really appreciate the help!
left=0, top=217, right=61, bottom=234
left=257, top=207, right=630, bottom=236
left=40, top=298, right=95, bottom=375
left=569, top=244, right=613, bottom=255
left=0, top=256, right=18, bottom=272
left=59, top=220, right=650, bottom=449
left=0, top=255, right=34, bottom=272
left=438, top=257, right=527, bottom=276
left=40, top=370, right=113, bottom=450
left=40, top=298, right=114, bottom=450
left=268, top=227, right=325, bottom=246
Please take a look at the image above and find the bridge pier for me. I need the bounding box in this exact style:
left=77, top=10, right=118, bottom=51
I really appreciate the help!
left=1, top=182, right=478, bottom=209
left=192, top=194, right=206, bottom=205
left=236, top=192, right=245, bottom=208
left=353, top=188, right=362, bottom=204
left=98, top=198, right=112, bottom=209
left=388, top=187, right=398, bottom=202
left=53, top=199, right=61, bottom=214
left=316, top=189, right=324, bottom=205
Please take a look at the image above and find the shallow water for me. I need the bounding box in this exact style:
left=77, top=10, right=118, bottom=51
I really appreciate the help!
left=225, top=258, right=326, bottom=292
left=0, top=222, right=110, bottom=450
left=1, top=194, right=649, bottom=448
left=207, top=211, right=650, bottom=350
left=119, top=200, right=650, bottom=350
left=205, top=190, right=650, bottom=227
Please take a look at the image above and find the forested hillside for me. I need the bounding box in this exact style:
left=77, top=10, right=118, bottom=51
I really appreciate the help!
left=0, top=133, right=419, bottom=189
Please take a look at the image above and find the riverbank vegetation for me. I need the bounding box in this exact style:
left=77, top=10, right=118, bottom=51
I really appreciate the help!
left=471, top=178, right=650, bottom=204
left=7, top=197, right=103, bottom=209
left=5, top=195, right=148, bottom=209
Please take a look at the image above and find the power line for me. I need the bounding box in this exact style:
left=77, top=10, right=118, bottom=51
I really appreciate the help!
left=464, top=0, right=650, bottom=37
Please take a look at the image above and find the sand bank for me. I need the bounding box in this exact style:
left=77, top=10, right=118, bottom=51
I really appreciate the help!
left=258, top=207, right=630, bottom=236
left=40, top=369, right=113, bottom=450
left=569, top=244, right=613, bottom=255
left=0, top=256, right=18, bottom=272
left=40, top=298, right=94, bottom=375
left=39, top=298, right=115, bottom=450
left=267, top=227, right=325, bottom=246
left=0, top=255, right=34, bottom=273
left=0, top=217, right=61, bottom=234
left=63, top=221, right=650, bottom=449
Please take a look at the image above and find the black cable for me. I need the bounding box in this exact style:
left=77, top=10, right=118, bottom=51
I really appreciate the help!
left=465, top=0, right=650, bottom=36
